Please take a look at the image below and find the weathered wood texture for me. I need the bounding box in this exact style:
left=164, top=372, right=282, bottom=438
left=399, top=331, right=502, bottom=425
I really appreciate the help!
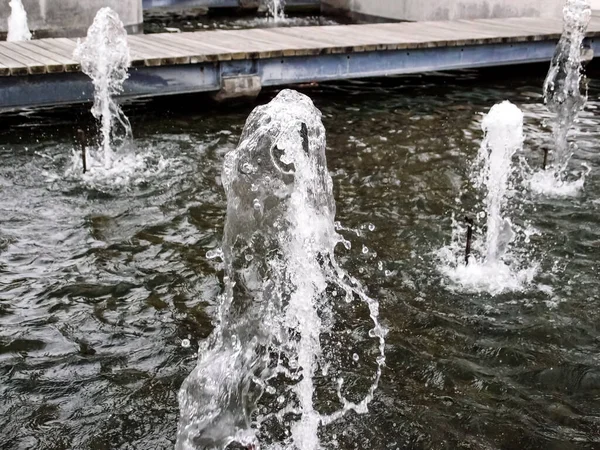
left=0, top=16, right=599, bottom=76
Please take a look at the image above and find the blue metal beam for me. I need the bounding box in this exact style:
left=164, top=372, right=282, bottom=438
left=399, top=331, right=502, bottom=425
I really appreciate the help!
left=0, top=38, right=597, bottom=111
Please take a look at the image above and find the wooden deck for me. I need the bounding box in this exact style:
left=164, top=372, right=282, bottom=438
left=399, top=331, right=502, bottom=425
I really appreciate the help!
left=0, top=16, right=599, bottom=76
left=0, top=16, right=599, bottom=109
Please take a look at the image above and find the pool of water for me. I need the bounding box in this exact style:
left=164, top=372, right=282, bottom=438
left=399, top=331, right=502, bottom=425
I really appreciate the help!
left=1, top=65, right=600, bottom=449
left=143, top=9, right=340, bottom=33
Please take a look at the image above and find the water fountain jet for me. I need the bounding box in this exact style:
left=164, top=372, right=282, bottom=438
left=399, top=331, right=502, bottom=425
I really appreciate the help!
left=439, top=101, right=537, bottom=295
left=7, top=0, right=31, bottom=42
left=266, top=0, right=285, bottom=22
left=73, top=7, right=132, bottom=171
left=530, top=0, right=591, bottom=196
left=176, top=89, right=385, bottom=450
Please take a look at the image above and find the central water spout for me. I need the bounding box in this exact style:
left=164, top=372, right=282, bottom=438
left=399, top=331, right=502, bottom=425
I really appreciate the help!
left=439, top=101, right=537, bottom=295
left=74, top=7, right=132, bottom=170
left=477, top=101, right=523, bottom=264
left=176, top=90, right=385, bottom=450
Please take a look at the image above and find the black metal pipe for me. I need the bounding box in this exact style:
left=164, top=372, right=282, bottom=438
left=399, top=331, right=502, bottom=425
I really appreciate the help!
left=77, top=129, right=87, bottom=174
left=542, top=146, right=548, bottom=171
left=465, top=216, right=474, bottom=265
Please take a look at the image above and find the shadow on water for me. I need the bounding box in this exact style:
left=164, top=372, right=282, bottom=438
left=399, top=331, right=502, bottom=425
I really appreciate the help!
left=1, top=64, right=600, bottom=449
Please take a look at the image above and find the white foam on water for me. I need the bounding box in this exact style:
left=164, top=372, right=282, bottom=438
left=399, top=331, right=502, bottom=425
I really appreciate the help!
left=529, top=167, right=587, bottom=197
left=64, top=145, right=175, bottom=190
left=7, top=0, right=31, bottom=41
left=439, top=249, right=538, bottom=296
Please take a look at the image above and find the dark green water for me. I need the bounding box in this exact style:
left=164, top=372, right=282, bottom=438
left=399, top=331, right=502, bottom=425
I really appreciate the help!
left=143, top=9, right=339, bottom=34
left=1, top=66, right=600, bottom=449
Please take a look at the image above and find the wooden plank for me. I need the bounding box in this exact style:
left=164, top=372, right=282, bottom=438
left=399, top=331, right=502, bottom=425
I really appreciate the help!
left=29, top=39, right=80, bottom=71
left=418, top=21, right=519, bottom=45
left=0, top=60, right=9, bottom=76
left=8, top=42, right=67, bottom=73
left=167, top=30, right=259, bottom=60
left=166, top=29, right=313, bottom=59
left=127, top=35, right=192, bottom=65
left=64, top=37, right=148, bottom=67
left=464, top=19, right=558, bottom=42
left=488, top=17, right=562, bottom=35
left=0, top=43, right=47, bottom=74
left=189, top=30, right=288, bottom=58
left=331, top=24, right=428, bottom=50
left=0, top=50, right=30, bottom=76
left=2, top=15, right=600, bottom=78
left=278, top=26, right=373, bottom=53
left=141, top=33, right=226, bottom=62
left=346, top=23, right=457, bottom=49
left=241, top=28, right=332, bottom=56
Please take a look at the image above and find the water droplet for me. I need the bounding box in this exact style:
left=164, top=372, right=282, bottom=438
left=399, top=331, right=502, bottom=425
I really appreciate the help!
left=385, top=270, right=393, bottom=277
left=245, top=254, right=254, bottom=262
left=352, top=353, right=359, bottom=362
left=253, top=199, right=261, bottom=210
left=206, top=248, right=223, bottom=260
left=377, top=261, right=383, bottom=271
left=181, top=339, right=190, bottom=348
left=362, top=245, right=369, bottom=254
left=368, top=223, right=375, bottom=231
left=242, top=162, right=255, bottom=174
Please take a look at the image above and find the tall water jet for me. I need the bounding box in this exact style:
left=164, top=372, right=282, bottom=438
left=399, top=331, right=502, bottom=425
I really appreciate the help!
left=531, top=0, right=591, bottom=195
left=477, top=101, right=522, bottom=264
left=176, top=90, right=386, bottom=450
left=7, top=0, right=32, bottom=41
left=267, top=0, right=285, bottom=22
left=439, top=101, right=537, bottom=295
left=73, top=7, right=132, bottom=170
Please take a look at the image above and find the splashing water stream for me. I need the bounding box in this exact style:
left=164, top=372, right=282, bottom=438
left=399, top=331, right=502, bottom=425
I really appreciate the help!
left=73, top=7, right=132, bottom=171
left=439, top=101, right=537, bottom=294
left=477, top=101, right=522, bottom=263
left=176, top=90, right=386, bottom=449
left=7, top=0, right=31, bottom=41
left=531, top=0, right=591, bottom=195
left=267, top=0, right=285, bottom=22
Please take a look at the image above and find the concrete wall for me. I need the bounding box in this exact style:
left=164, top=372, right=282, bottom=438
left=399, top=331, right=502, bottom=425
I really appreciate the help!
left=323, top=0, right=565, bottom=22
left=0, top=0, right=143, bottom=38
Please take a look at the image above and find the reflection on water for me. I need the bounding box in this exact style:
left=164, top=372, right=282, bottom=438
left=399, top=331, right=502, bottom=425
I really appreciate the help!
left=1, top=66, right=600, bottom=449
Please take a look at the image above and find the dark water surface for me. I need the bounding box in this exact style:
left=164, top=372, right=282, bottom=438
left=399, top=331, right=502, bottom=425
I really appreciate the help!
left=1, top=66, right=600, bottom=449
left=143, top=9, right=339, bottom=34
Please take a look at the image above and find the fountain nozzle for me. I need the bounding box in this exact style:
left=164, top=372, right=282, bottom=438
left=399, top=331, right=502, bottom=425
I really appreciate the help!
left=76, top=129, right=87, bottom=174
left=464, top=216, right=474, bottom=265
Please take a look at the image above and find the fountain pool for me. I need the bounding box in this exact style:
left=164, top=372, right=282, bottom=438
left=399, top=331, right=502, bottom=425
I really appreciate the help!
left=1, top=66, right=600, bottom=449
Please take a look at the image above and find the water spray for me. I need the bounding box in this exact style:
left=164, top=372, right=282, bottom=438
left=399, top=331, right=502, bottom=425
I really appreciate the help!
left=176, top=89, right=385, bottom=449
